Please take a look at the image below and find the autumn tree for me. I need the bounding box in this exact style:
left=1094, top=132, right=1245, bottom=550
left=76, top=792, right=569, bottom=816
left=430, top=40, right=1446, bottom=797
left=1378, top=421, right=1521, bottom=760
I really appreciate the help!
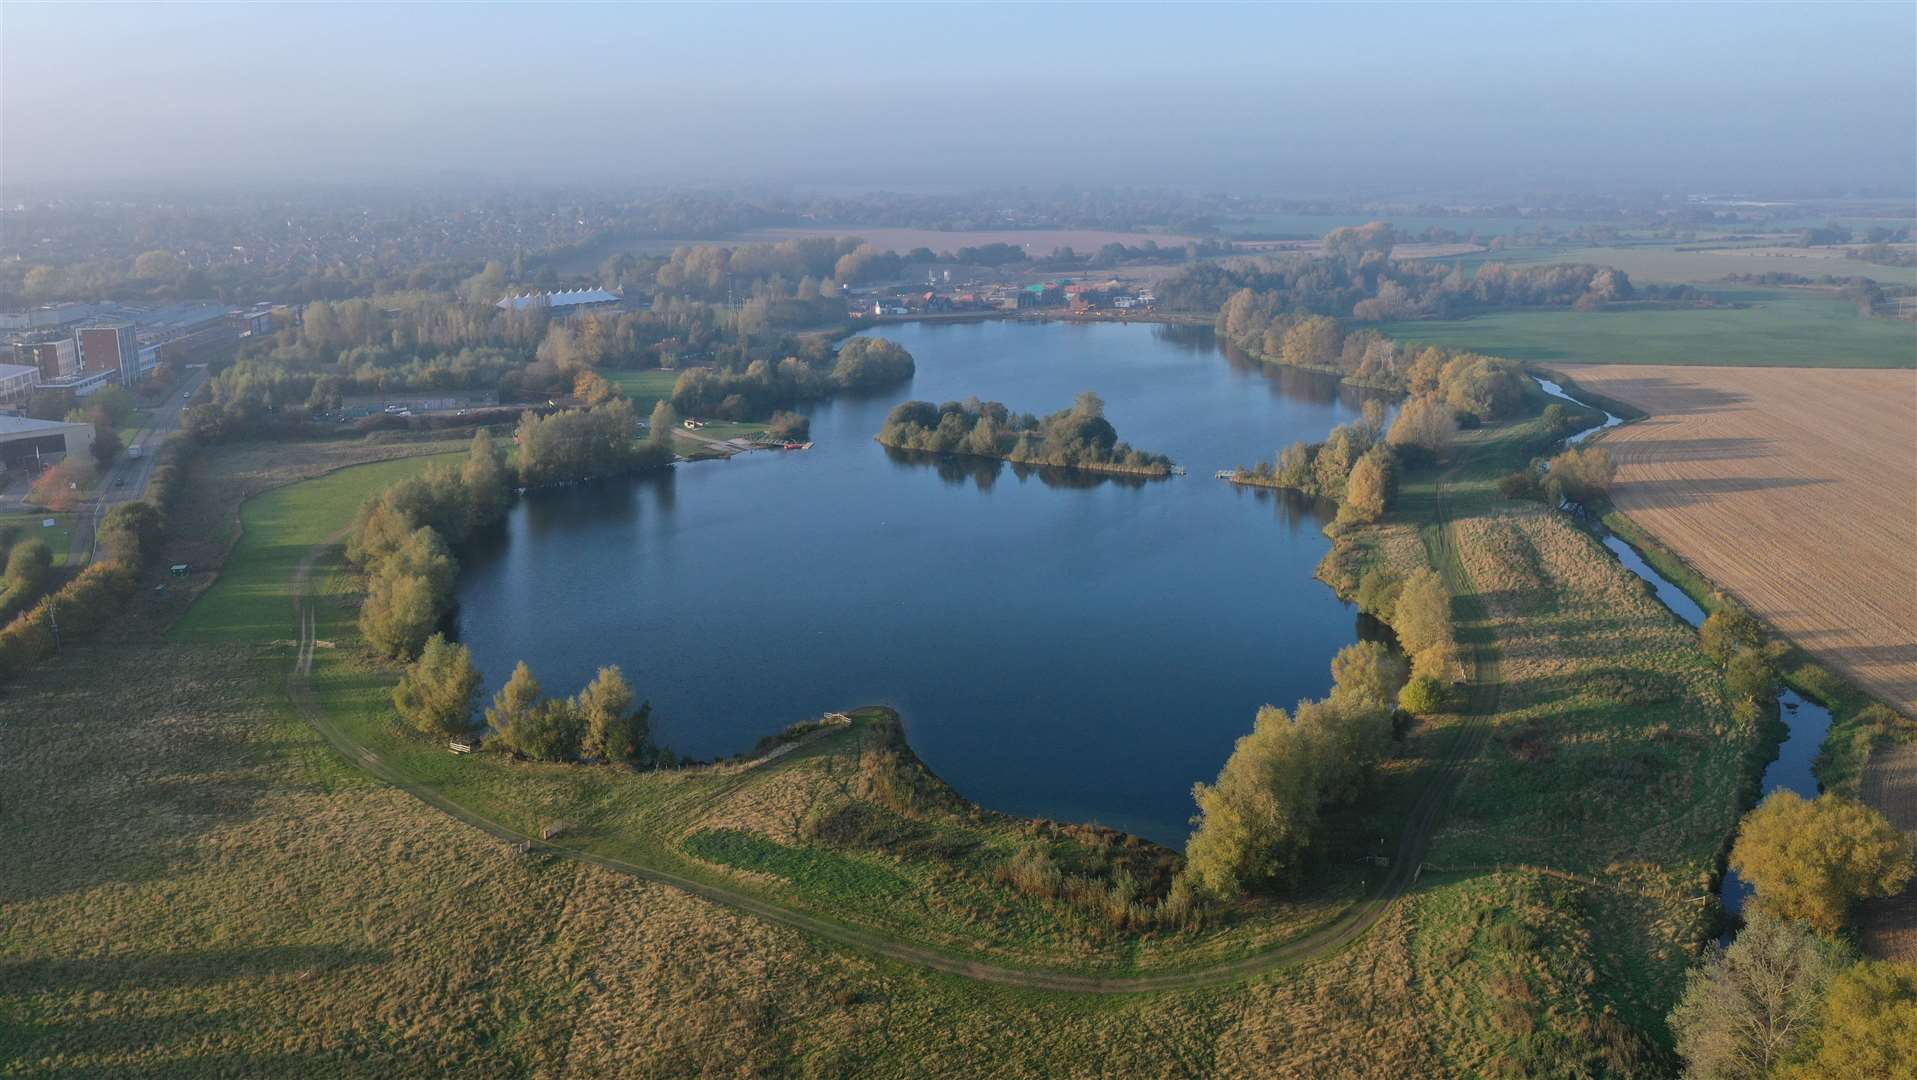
left=1546, top=445, right=1615, bottom=502
left=1729, top=792, right=1915, bottom=934
left=1701, top=608, right=1764, bottom=665
left=1393, top=569, right=1460, bottom=681
left=392, top=633, right=482, bottom=737
left=359, top=570, right=438, bottom=660
left=1385, top=393, right=1456, bottom=456
left=1337, top=447, right=1393, bottom=526
left=575, top=664, right=651, bottom=763
left=1329, top=640, right=1408, bottom=710
left=649, top=398, right=679, bottom=448
left=486, top=661, right=582, bottom=761
left=459, top=428, right=511, bottom=524
left=1184, top=705, right=1322, bottom=898
left=1787, top=959, right=1917, bottom=1079
left=1279, top=315, right=1343, bottom=370
left=1668, top=911, right=1844, bottom=1079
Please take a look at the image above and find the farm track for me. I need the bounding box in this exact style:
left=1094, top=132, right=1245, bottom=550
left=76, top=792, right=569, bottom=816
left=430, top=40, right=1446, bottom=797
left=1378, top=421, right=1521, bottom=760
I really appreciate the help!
left=280, top=461, right=1502, bottom=993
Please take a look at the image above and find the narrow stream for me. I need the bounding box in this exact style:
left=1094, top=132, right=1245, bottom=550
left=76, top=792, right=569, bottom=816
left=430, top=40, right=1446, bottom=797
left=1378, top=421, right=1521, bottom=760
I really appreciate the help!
left=1531, top=376, right=1830, bottom=920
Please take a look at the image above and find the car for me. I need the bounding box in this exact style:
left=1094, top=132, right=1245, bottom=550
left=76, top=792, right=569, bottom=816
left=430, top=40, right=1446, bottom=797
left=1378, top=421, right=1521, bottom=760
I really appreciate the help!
left=114, top=478, right=125, bottom=487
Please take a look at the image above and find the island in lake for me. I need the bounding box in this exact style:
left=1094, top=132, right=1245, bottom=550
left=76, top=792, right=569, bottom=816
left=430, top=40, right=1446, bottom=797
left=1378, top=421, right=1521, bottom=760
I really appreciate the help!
left=875, top=390, right=1176, bottom=478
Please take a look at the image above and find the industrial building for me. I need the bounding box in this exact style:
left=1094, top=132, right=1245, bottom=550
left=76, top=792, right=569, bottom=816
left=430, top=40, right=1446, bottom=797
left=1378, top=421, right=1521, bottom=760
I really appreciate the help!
left=77, top=322, right=142, bottom=385
left=0, top=415, right=93, bottom=469
left=0, top=364, right=39, bottom=407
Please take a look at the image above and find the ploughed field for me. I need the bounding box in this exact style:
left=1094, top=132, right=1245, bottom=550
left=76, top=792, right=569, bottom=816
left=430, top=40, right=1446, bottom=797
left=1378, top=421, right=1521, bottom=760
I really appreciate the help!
left=1564, top=364, right=1917, bottom=717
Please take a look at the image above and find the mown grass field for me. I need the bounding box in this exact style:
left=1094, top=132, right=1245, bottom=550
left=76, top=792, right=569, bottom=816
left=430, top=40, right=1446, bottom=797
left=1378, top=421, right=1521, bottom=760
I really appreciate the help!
left=169, top=451, right=464, bottom=644
left=1383, top=288, right=1917, bottom=368
left=2, top=400, right=1779, bottom=1074
left=603, top=368, right=678, bottom=414
left=0, top=513, right=72, bottom=566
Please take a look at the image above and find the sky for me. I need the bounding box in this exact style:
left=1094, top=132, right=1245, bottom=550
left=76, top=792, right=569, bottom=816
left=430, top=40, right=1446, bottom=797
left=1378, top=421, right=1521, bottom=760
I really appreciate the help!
left=3, top=2, right=1914, bottom=196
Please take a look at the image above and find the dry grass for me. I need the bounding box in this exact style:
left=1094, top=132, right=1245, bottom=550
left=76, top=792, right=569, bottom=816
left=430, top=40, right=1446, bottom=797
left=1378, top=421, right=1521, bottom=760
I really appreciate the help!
left=1565, top=364, right=1917, bottom=717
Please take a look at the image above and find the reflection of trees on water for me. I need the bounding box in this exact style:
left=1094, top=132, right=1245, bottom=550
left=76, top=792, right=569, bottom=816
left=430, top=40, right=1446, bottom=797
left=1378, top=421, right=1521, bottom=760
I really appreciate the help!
left=1225, top=481, right=1338, bottom=533
left=1217, top=339, right=1394, bottom=413
left=880, top=445, right=1164, bottom=492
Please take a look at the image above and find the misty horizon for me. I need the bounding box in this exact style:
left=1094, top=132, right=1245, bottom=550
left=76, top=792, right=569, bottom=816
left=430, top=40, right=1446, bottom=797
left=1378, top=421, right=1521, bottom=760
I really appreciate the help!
left=4, top=2, right=1914, bottom=197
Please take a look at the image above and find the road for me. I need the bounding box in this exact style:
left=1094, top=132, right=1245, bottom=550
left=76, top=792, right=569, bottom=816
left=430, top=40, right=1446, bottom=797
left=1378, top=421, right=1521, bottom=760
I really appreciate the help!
left=69, top=366, right=210, bottom=565
left=278, top=452, right=1505, bottom=994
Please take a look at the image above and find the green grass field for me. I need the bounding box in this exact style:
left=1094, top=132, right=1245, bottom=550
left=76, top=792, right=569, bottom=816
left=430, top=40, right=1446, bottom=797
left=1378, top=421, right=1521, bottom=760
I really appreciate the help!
left=1384, top=289, right=1917, bottom=368
left=168, top=452, right=462, bottom=643
left=0, top=513, right=73, bottom=565
left=604, top=368, right=679, bottom=413
left=1485, top=242, right=1917, bottom=288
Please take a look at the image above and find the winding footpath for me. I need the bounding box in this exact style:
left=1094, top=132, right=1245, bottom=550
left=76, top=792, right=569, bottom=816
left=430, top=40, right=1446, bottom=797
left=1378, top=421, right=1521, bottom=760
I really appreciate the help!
left=281, top=460, right=1502, bottom=994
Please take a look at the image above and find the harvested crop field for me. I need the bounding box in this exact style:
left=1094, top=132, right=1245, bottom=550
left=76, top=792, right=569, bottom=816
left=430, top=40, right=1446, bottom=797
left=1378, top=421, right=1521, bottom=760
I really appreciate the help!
left=1859, top=741, right=1917, bottom=960
left=1563, top=364, right=1917, bottom=717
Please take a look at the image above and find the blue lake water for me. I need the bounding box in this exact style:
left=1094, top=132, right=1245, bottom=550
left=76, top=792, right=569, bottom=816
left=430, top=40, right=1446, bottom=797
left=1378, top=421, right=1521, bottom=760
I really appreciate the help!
left=454, top=321, right=1391, bottom=845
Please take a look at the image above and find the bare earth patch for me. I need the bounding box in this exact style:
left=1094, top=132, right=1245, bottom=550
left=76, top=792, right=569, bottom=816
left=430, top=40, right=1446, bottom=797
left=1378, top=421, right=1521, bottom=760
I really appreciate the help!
left=1564, top=365, right=1917, bottom=717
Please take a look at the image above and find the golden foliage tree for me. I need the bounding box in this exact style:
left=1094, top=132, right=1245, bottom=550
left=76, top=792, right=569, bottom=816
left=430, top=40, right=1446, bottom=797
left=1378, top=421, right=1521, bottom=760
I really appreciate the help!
left=1729, top=791, right=1915, bottom=934
left=392, top=633, right=482, bottom=737
left=1787, top=960, right=1917, bottom=1079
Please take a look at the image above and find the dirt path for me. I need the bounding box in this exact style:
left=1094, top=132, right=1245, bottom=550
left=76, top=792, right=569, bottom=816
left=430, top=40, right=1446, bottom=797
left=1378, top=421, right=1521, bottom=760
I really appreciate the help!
left=279, top=464, right=1500, bottom=993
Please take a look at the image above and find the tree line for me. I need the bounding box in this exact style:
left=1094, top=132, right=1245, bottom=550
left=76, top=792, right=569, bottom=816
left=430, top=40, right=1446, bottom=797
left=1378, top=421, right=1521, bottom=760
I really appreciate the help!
left=1216, top=290, right=1552, bottom=405
left=392, top=640, right=668, bottom=768
left=1159, top=223, right=1705, bottom=319
left=876, top=391, right=1173, bottom=477
left=0, top=437, right=192, bottom=682
left=668, top=337, right=915, bottom=420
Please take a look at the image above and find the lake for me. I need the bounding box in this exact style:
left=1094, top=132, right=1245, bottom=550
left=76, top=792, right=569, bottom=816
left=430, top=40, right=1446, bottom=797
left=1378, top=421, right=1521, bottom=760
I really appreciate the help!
left=454, top=320, right=1389, bottom=845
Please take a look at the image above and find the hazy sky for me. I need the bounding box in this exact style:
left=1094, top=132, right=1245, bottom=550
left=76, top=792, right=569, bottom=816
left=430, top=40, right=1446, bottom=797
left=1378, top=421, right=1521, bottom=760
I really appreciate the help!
left=4, top=2, right=1913, bottom=195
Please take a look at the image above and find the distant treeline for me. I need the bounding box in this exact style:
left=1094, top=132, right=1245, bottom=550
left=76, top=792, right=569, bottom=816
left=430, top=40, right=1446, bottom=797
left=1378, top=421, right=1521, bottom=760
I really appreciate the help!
left=876, top=391, right=1173, bottom=477
left=1159, top=221, right=1708, bottom=319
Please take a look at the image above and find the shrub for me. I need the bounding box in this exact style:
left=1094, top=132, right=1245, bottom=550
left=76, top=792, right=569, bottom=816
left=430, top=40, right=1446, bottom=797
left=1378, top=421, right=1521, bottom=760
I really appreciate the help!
left=1726, top=647, right=1776, bottom=703
left=1701, top=607, right=1764, bottom=665
left=1354, top=568, right=1400, bottom=619
left=1546, top=445, right=1615, bottom=502
left=1497, top=470, right=1542, bottom=501
left=1399, top=674, right=1447, bottom=715
left=997, top=845, right=1063, bottom=899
